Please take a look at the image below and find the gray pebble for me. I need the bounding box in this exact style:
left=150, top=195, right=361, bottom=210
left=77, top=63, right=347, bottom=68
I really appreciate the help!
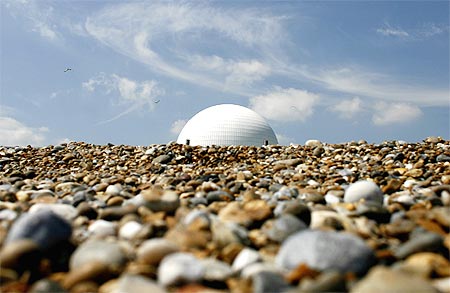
left=5, top=209, right=72, bottom=249
left=158, top=252, right=205, bottom=287
left=28, top=203, right=78, bottom=221
left=70, top=239, right=127, bottom=270
left=394, top=232, right=444, bottom=259
left=252, top=271, right=292, bottom=293
left=276, top=230, right=375, bottom=275
left=201, top=258, right=233, bottom=281
left=263, top=214, right=307, bottom=242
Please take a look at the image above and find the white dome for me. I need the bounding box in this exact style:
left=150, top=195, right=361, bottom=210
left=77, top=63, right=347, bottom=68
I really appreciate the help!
left=177, top=104, right=278, bottom=146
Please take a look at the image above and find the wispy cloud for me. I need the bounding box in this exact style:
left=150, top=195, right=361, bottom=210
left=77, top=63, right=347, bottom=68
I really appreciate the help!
left=0, top=116, right=48, bottom=146
left=276, top=133, right=294, bottom=145
left=329, top=97, right=363, bottom=119
left=82, top=73, right=164, bottom=123
left=170, top=119, right=187, bottom=136
left=376, top=21, right=449, bottom=40
left=308, top=66, right=449, bottom=106
left=372, top=102, right=422, bottom=126
left=376, top=24, right=409, bottom=38
left=84, top=2, right=284, bottom=96
left=249, top=88, right=319, bottom=122
left=3, top=0, right=61, bottom=41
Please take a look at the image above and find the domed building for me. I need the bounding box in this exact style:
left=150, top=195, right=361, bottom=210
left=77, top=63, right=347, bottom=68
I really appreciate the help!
left=176, top=104, right=278, bottom=146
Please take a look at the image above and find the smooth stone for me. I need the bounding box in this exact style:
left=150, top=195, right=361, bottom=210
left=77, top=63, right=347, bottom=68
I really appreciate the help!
left=0, top=239, right=40, bottom=268
left=112, top=274, right=165, bottom=293
left=201, top=258, right=233, bottom=281
left=305, top=139, right=322, bottom=147
left=158, top=252, right=205, bottom=287
left=273, top=200, right=311, bottom=225
left=136, top=238, right=179, bottom=265
left=232, top=248, right=261, bottom=272
left=211, top=218, right=250, bottom=248
left=299, top=271, right=346, bottom=292
left=0, top=209, right=18, bottom=221
left=344, top=180, right=383, bottom=205
left=350, top=266, right=439, bottom=293
left=70, top=240, right=127, bottom=270
left=399, top=252, right=450, bottom=278
left=88, top=220, right=117, bottom=237
left=152, top=154, right=172, bottom=164
left=394, top=232, right=444, bottom=259
left=119, top=221, right=143, bottom=240
left=325, top=193, right=341, bottom=204
left=105, top=184, right=122, bottom=196
left=207, top=190, right=234, bottom=204
left=141, top=189, right=180, bottom=213
left=262, top=214, right=307, bottom=243
left=63, top=260, right=111, bottom=289
left=241, top=262, right=279, bottom=279
left=28, top=203, right=78, bottom=221
left=29, top=279, right=67, bottom=293
left=276, top=230, right=375, bottom=275
left=252, top=271, right=292, bottom=293
left=436, top=154, right=450, bottom=162
left=183, top=209, right=210, bottom=227
left=5, top=209, right=72, bottom=249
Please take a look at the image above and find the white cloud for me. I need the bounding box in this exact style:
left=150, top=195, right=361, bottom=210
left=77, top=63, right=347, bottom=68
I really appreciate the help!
left=376, top=26, right=409, bottom=38
left=372, top=102, right=423, bottom=126
left=170, top=119, right=187, bottom=135
left=249, top=88, right=319, bottom=122
left=376, top=21, right=449, bottom=40
left=84, top=2, right=284, bottom=96
left=308, top=66, right=449, bottom=106
left=417, top=23, right=449, bottom=38
left=0, top=116, right=48, bottom=146
left=82, top=73, right=164, bottom=123
left=4, top=0, right=61, bottom=41
left=329, top=97, right=363, bottom=119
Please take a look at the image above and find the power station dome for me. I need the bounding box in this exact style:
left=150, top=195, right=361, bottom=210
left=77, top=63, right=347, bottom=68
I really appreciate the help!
left=177, top=104, right=278, bottom=146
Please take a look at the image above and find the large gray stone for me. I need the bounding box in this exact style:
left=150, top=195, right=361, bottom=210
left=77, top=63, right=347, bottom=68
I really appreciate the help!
left=5, top=209, right=72, bottom=249
left=276, top=230, right=375, bottom=275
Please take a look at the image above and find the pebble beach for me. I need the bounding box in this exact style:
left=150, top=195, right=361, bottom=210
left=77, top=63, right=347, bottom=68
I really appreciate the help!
left=0, top=137, right=449, bottom=292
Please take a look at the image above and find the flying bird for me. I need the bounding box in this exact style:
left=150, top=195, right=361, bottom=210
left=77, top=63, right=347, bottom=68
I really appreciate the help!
left=64, top=68, right=72, bottom=72
left=153, top=99, right=160, bottom=104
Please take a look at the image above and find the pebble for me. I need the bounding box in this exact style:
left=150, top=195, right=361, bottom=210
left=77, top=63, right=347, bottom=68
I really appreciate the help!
left=70, top=240, right=127, bottom=270
left=344, top=180, right=384, bottom=205
left=157, top=252, right=205, bottom=287
left=252, top=271, right=292, bottom=293
left=232, top=247, right=261, bottom=272
left=262, top=213, right=307, bottom=242
left=276, top=230, right=376, bottom=275
left=88, top=219, right=117, bottom=237
left=136, top=238, right=179, bottom=265
left=5, top=209, right=72, bottom=249
left=394, top=232, right=444, bottom=259
left=0, top=140, right=449, bottom=292
left=350, top=266, right=438, bottom=293
left=201, top=258, right=233, bottom=281
left=111, top=274, right=165, bottom=293
left=119, top=221, right=143, bottom=240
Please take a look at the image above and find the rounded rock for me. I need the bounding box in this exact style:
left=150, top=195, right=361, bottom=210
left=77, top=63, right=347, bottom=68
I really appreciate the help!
left=276, top=230, right=376, bottom=275
left=157, top=252, right=205, bottom=287
left=344, top=181, right=383, bottom=205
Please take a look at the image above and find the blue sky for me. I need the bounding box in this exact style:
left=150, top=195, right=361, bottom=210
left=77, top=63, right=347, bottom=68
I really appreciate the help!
left=1, top=1, right=449, bottom=146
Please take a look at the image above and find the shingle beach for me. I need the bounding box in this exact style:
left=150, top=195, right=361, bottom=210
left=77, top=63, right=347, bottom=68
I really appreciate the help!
left=1, top=137, right=449, bottom=292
